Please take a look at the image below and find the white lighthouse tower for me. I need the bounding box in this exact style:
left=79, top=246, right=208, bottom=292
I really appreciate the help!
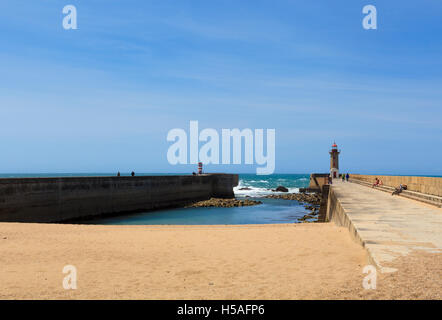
left=329, top=142, right=340, bottom=179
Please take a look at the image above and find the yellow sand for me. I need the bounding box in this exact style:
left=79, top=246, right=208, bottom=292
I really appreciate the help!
left=0, top=222, right=439, bottom=299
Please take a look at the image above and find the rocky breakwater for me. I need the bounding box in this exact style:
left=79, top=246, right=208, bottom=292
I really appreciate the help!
left=186, top=198, right=262, bottom=208
left=264, top=189, right=322, bottom=223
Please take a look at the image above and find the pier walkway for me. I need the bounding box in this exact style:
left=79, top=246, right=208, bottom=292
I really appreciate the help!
left=328, top=180, right=442, bottom=272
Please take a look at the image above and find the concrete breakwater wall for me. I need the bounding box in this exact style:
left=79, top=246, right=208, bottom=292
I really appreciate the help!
left=0, top=174, right=239, bottom=223
left=350, top=174, right=442, bottom=197
left=303, top=173, right=329, bottom=192
left=325, top=184, right=379, bottom=269
left=325, top=181, right=442, bottom=273
left=325, top=186, right=363, bottom=245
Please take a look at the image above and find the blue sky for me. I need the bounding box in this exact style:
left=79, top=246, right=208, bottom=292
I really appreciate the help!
left=0, top=0, right=441, bottom=175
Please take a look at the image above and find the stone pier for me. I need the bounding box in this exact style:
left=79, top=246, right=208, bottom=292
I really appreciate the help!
left=326, top=180, right=442, bottom=273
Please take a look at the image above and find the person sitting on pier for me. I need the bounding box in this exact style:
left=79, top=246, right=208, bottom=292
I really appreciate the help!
left=372, top=177, right=380, bottom=188
left=392, top=184, right=407, bottom=195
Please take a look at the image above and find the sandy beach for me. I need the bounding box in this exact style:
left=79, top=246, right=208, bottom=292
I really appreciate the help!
left=1, top=222, right=439, bottom=299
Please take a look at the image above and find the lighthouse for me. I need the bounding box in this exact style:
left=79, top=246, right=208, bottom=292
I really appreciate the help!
left=329, top=142, right=340, bottom=179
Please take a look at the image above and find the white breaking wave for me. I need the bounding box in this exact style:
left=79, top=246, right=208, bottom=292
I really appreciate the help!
left=247, top=180, right=269, bottom=183
left=234, top=185, right=300, bottom=198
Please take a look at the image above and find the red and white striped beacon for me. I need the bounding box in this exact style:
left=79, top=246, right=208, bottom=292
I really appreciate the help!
left=198, top=162, right=203, bottom=175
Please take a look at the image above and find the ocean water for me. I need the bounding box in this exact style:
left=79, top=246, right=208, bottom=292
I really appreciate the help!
left=0, top=173, right=311, bottom=225
left=233, top=173, right=309, bottom=197
left=81, top=174, right=312, bottom=225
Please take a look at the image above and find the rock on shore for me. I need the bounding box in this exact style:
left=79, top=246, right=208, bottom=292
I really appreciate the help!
left=186, top=198, right=262, bottom=208
left=265, top=191, right=322, bottom=223
left=264, top=192, right=321, bottom=205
